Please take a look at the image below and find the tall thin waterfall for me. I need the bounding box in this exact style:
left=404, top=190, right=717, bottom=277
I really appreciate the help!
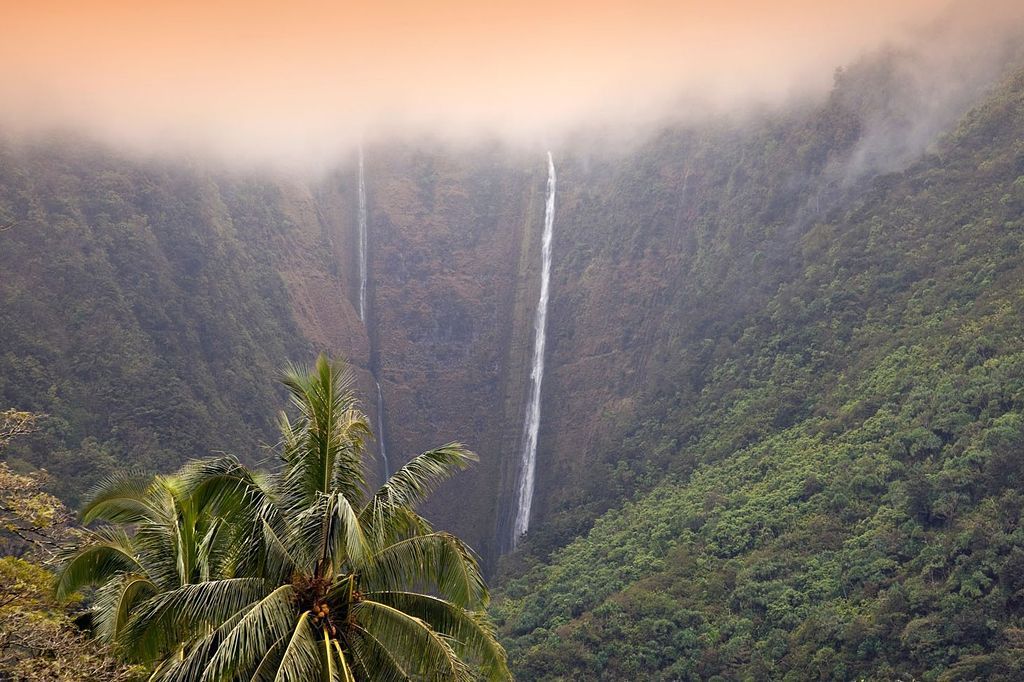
left=357, top=147, right=368, bottom=322
left=376, top=380, right=390, bottom=479
left=511, top=151, right=556, bottom=547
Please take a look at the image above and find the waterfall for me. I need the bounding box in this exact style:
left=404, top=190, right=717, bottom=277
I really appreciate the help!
left=355, top=148, right=387, bottom=479
left=376, top=380, right=390, bottom=479
left=511, top=151, right=556, bottom=548
left=357, top=149, right=387, bottom=480
left=357, top=147, right=368, bottom=322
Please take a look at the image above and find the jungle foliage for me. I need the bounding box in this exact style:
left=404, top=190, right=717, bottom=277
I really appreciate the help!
left=495, top=63, right=1024, bottom=681
left=0, top=410, right=137, bottom=681
left=0, top=145, right=307, bottom=505
left=55, top=356, right=509, bottom=681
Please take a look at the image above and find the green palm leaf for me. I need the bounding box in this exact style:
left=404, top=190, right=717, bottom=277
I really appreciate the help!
left=119, top=577, right=270, bottom=662
left=323, top=492, right=368, bottom=573
left=366, top=591, right=510, bottom=681
left=200, top=584, right=298, bottom=681
left=360, top=444, right=477, bottom=547
left=273, top=612, right=325, bottom=682
left=250, top=635, right=290, bottom=682
left=280, top=356, right=366, bottom=508
left=360, top=532, right=487, bottom=608
left=178, top=455, right=275, bottom=518
left=91, top=573, right=159, bottom=643
left=147, top=607, right=250, bottom=682
left=352, top=599, right=474, bottom=682
left=345, top=623, right=413, bottom=682
left=54, top=526, right=143, bottom=600
left=56, top=355, right=504, bottom=681
left=80, top=470, right=161, bottom=524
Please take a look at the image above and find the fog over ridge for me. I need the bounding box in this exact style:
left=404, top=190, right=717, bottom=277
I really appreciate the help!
left=0, top=0, right=1022, bottom=170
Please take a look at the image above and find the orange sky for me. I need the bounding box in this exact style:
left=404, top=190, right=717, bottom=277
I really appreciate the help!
left=0, top=0, right=1018, bottom=167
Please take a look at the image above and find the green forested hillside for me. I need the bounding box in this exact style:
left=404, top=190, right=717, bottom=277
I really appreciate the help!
left=495, top=67, right=1024, bottom=679
left=515, top=46, right=1012, bottom=555
left=0, top=141, right=311, bottom=502
left=2, top=41, right=1024, bottom=682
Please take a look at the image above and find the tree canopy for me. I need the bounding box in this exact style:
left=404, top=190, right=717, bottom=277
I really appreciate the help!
left=56, top=355, right=510, bottom=681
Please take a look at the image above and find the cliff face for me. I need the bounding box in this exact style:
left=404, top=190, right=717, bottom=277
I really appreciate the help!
left=495, top=66, right=1024, bottom=682
left=2, top=49, right=1017, bottom=575
left=0, top=142, right=317, bottom=500
left=314, top=51, right=1023, bottom=568
left=334, top=145, right=544, bottom=561
left=339, top=108, right=882, bottom=558
left=0, top=135, right=546, bottom=558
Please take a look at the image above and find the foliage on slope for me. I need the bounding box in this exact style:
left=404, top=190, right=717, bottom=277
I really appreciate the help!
left=0, top=411, right=139, bottom=680
left=496, top=65, right=1024, bottom=680
left=526, top=45, right=1004, bottom=550
left=0, top=141, right=310, bottom=502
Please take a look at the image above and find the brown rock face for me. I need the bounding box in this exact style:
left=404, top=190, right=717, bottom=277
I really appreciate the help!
left=295, top=142, right=698, bottom=562
left=350, top=145, right=545, bottom=562
left=296, top=140, right=702, bottom=563
left=296, top=133, right=812, bottom=563
left=294, top=120, right=847, bottom=564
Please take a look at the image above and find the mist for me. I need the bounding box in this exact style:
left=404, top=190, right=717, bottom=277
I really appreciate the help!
left=1, top=0, right=1022, bottom=170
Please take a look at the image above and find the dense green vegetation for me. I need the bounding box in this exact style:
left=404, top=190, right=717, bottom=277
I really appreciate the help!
left=56, top=356, right=509, bottom=680
left=495, top=66, right=1024, bottom=679
left=0, top=144, right=308, bottom=503
left=2, top=36, right=1023, bottom=682
left=0, top=410, right=137, bottom=680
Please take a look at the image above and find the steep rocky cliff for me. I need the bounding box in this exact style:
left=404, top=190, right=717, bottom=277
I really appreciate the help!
left=495, top=63, right=1024, bottom=681
left=343, top=144, right=544, bottom=561
left=2, top=46, right=1020, bottom=585
left=0, top=141, right=314, bottom=500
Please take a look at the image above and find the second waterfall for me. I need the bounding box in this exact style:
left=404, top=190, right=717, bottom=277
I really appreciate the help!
left=357, top=147, right=368, bottom=322
left=511, top=151, right=557, bottom=548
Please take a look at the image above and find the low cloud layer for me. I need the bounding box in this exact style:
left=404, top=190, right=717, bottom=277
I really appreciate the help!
left=1, top=0, right=1021, bottom=169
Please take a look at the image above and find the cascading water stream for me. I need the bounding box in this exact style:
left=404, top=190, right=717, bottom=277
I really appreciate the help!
left=376, top=380, right=390, bottom=479
left=357, top=147, right=368, bottom=322
left=357, top=148, right=386, bottom=479
left=510, top=151, right=556, bottom=548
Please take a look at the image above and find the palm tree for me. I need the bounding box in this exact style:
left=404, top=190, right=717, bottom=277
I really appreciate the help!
left=57, top=355, right=510, bottom=681
left=54, top=471, right=235, bottom=644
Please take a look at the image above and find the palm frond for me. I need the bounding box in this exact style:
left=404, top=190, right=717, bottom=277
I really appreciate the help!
left=352, top=599, right=474, bottom=682
left=330, top=636, right=357, bottom=682
left=250, top=518, right=299, bottom=585
left=272, top=611, right=324, bottom=682
left=360, top=532, right=487, bottom=608
left=230, top=493, right=289, bottom=580
left=196, top=517, right=230, bottom=582
left=200, top=584, right=298, bottom=681
left=366, top=591, right=510, bottom=681
left=178, top=455, right=273, bottom=517
left=346, top=624, right=413, bottom=682
left=91, top=573, right=159, bottom=643
left=55, top=355, right=500, bottom=681
left=330, top=410, right=372, bottom=500
left=81, top=470, right=161, bottom=524
left=323, top=492, right=368, bottom=574
left=360, top=444, right=477, bottom=545
left=131, top=522, right=186, bottom=590
left=147, top=607, right=251, bottom=682
left=119, top=577, right=270, bottom=662
left=279, top=355, right=366, bottom=509
left=177, top=455, right=287, bottom=581
left=287, top=491, right=368, bottom=577
left=288, top=495, right=335, bottom=575
left=53, top=527, right=143, bottom=600
left=250, top=635, right=289, bottom=682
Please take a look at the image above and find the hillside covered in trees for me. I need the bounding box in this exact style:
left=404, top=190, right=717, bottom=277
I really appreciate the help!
left=2, top=30, right=1024, bottom=680
left=0, top=149, right=319, bottom=503
left=494, top=64, right=1024, bottom=680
